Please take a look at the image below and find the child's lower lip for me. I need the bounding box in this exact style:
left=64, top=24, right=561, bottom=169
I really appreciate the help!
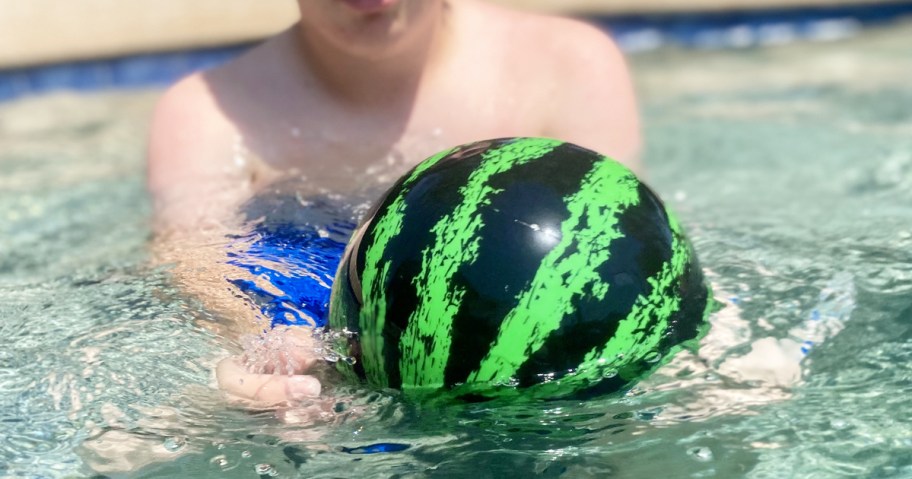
left=338, top=0, right=398, bottom=14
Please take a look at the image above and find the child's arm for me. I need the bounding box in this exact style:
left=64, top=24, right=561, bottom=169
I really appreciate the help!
left=147, top=74, right=323, bottom=404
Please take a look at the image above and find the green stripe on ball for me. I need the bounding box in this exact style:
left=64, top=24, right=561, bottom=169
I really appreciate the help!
left=328, top=137, right=711, bottom=400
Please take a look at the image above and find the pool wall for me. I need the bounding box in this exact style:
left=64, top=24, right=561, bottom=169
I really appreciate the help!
left=1, top=0, right=911, bottom=103
left=3, top=0, right=910, bottom=69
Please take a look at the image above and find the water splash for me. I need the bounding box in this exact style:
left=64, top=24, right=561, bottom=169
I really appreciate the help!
left=793, top=271, right=857, bottom=357
left=312, top=327, right=358, bottom=365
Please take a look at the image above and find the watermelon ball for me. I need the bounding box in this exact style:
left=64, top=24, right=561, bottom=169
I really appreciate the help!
left=328, top=137, right=712, bottom=400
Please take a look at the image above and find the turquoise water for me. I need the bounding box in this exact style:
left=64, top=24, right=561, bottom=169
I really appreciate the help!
left=1, top=23, right=911, bottom=478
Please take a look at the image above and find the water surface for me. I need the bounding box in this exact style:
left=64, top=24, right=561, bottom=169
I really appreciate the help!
left=1, top=22, right=911, bottom=478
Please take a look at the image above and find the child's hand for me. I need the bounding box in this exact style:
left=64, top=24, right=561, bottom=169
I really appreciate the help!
left=216, top=327, right=323, bottom=404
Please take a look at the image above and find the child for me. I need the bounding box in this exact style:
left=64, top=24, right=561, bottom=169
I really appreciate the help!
left=148, top=0, right=640, bottom=405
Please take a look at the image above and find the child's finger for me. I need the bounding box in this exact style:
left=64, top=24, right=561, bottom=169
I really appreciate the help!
left=216, top=357, right=321, bottom=404
left=283, top=328, right=322, bottom=374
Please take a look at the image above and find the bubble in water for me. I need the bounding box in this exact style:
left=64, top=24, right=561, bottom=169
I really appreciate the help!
left=688, top=447, right=714, bottom=462
left=241, top=327, right=315, bottom=375
left=255, top=463, right=278, bottom=476
left=829, top=418, right=850, bottom=430
left=313, top=327, right=358, bottom=364
left=162, top=436, right=186, bottom=452
left=241, top=450, right=252, bottom=458
left=635, top=407, right=662, bottom=421
left=644, top=351, right=663, bottom=363
left=494, top=376, right=520, bottom=387
left=602, top=368, right=619, bottom=379
left=210, top=454, right=229, bottom=469
left=295, top=192, right=313, bottom=208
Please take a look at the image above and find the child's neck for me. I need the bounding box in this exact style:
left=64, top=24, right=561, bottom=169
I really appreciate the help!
left=293, top=9, right=452, bottom=109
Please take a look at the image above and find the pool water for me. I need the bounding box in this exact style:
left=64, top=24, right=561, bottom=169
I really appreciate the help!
left=2, top=22, right=912, bottom=478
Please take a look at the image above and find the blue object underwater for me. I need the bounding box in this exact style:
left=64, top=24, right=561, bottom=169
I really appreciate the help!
left=341, top=442, right=411, bottom=455
left=226, top=194, right=357, bottom=328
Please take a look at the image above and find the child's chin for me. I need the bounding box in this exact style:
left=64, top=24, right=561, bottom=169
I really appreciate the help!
left=337, top=0, right=399, bottom=15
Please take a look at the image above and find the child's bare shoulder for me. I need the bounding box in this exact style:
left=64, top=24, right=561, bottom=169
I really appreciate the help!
left=458, top=1, right=639, bottom=168
left=147, top=72, right=222, bottom=191
left=462, top=1, right=624, bottom=69
left=151, top=73, right=217, bottom=134
left=149, top=37, right=271, bottom=143
left=148, top=33, right=285, bottom=145
left=146, top=39, right=273, bottom=192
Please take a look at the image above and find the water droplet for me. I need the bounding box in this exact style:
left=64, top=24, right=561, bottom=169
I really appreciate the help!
left=317, top=228, right=330, bottom=239
left=688, top=447, right=714, bottom=462
left=495, top=376, right=520, bottom=387
left=644, top=351, right=663, bottom=363
left=830, top=418, right=850, bottom=430
left=635, top=407, right=662, bottom=421
left=255, top=463, right=278, bottom=476
left=295, top=193, right=312, bottom=208
left=163, top=436, right=186, bottom=452
left=210, top=454, right=229, bottom=469
left=626, top=386, right=646, bottom=397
